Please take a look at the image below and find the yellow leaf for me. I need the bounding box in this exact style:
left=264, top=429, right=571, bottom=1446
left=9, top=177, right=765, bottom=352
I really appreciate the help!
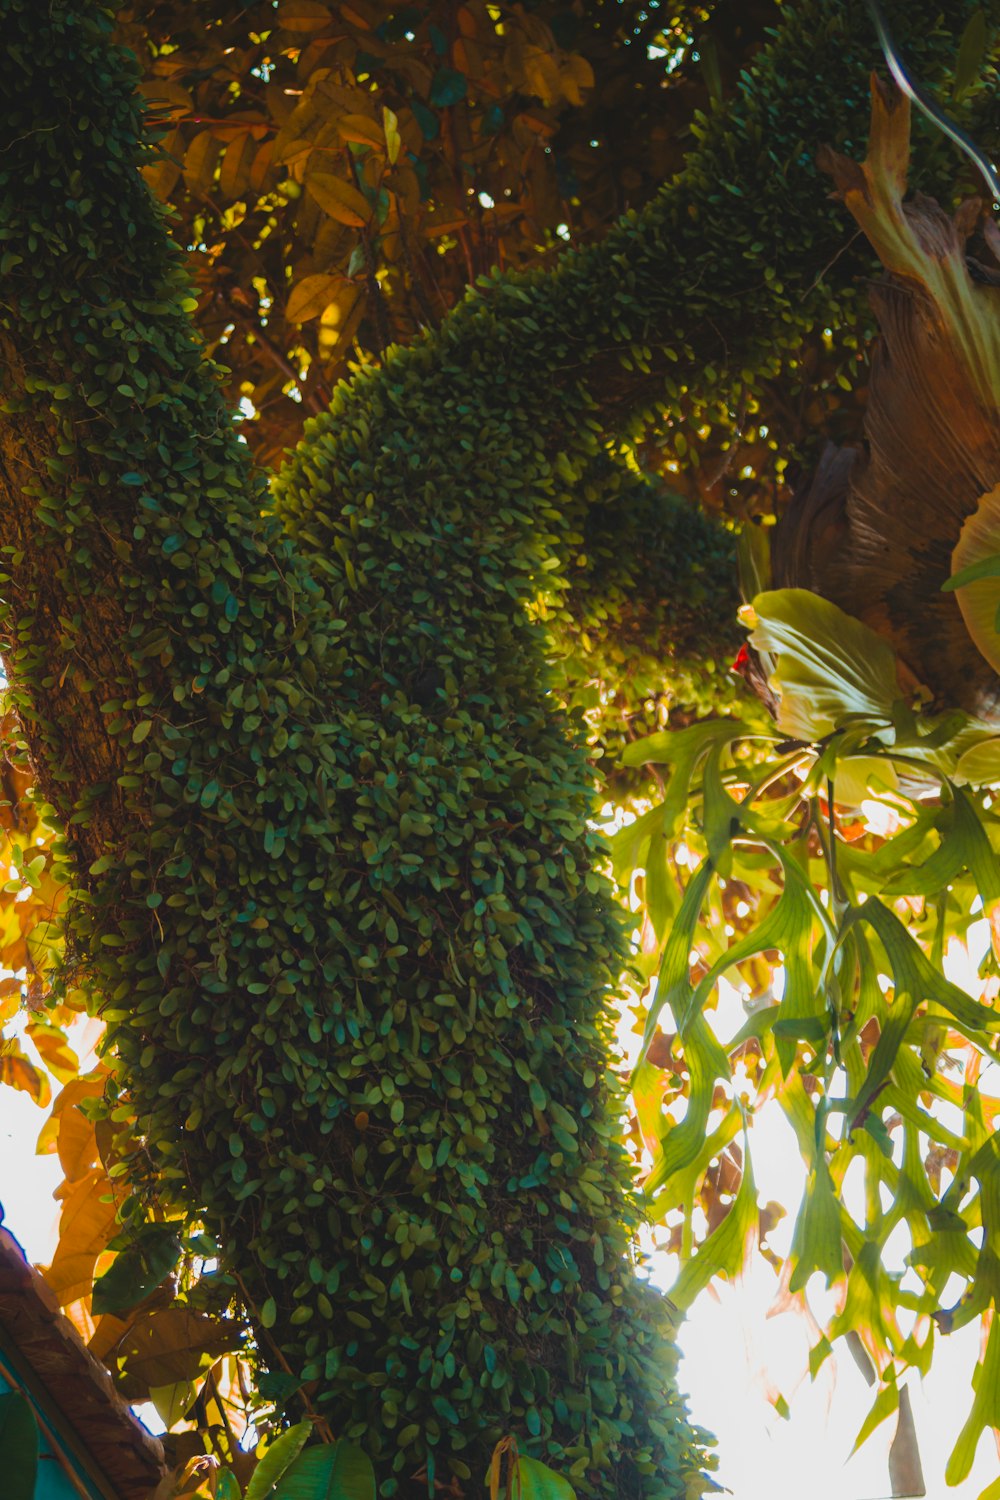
left=88, top=1309, right=134, bottom=1362
left=383, top=107, right=401, bottom=166
left=43, top=1166, right=118, bottom=1305
left=119, top=1307, right=242, bottom=1396
left=150, top=1378, right=203, bottom=1432
left=170, top=1455, right=221, bottom=1500
left=286, top=273, right=342, bottom=323
left=0, top=984, right=20, bottom=1024
left=306, top=172, right=370, bottom=227
left=27, top=1021, right=79, bottom=1085
left=219, top=132, right=256, bottom=200
left=0, top=1038, right=50, bottom=1108
left=37, top=1073, right=104, bottom=1160
left=61, top=1297, right=97, bottom=1345
left=277, top=0, right=330, bottom=32
left=54, top=1100, right=99, bottom=1183
left=562, top=53, right=594, bottom=102
left=337, top=112, right=385, bottom=150
left=523, top=47, right=561, bottom=105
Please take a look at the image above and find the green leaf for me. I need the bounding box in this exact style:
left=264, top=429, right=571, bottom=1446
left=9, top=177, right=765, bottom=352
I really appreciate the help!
left=92, top=1224, right=182, bottom=1316
left=748, top=589, right=900, bottom=740
left=847, top=896, right=1000, bottom=1125
left=953, top=9, right=988, bottom=98
left=789, top=1156, right=844, bottom=1292
left=947, top=1315, right=1000, bottom=1484
left=0, top=1391, right=38, bottom=1500
left=245, top=1422, right=312, bottom=1500
left=948, top=483, right=1000, bottom=675
left=956, top=735, right=1000, bottom=785
left=218, top=1474, right=245, bottom=1500
left=515, top=1455, right=576, bottom=1500
left=668, top=1131, right=757, bottom=1311
left=851, top=1377, right=899, bottom=1453
left=274, top=1442, right=375, bottom=1500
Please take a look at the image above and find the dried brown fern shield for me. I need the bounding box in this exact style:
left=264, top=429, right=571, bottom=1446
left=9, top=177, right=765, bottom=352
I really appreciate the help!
left=772, top=77, right=1000, bottom=721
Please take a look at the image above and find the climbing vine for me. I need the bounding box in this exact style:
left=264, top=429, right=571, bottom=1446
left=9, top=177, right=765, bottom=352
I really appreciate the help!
left=1, top=2, right=1000, bottom=1498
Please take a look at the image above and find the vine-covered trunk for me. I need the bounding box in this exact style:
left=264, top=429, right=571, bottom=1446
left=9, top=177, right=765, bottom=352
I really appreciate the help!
left=0, top=3, right=993, bottom=1499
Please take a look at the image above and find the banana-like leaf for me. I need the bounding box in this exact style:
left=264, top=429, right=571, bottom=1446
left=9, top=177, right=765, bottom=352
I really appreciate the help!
left=245, top=1424, right=312, bottom=1500
left=516, top=1455, right=576, bottom=1500
left=274, top=1443, right=375, bottom=1500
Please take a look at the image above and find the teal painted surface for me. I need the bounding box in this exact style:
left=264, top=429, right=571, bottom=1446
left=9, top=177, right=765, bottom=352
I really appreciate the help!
left=0, top=1368, right=103, bottom=1500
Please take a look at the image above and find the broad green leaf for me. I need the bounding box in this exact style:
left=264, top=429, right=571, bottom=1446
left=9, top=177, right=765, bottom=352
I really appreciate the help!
left=274, top=1442, right=375, bottom=1500
left=516, top=1456, right=576, bottom=1500
left=218, top=1474, right=244, bottom=1500
left=948, top=483, right=1000, bottom=676
left=736, top=521, right=772, bottom=604
left=833, top=754, right=898, bottom=807
left=748, top=589, right=900, bottom=740
left=631, top=1058, right=667, bottom=1160
left=150, top=1379, right=200, bottom=1431
left=92, top=1222, right=182, bottom=1315
left=956, top=735, right=1000, bottom=784
left=0, top=1391, right=38, bottom=1500
left=245, top=1423, right=312, bottom=1500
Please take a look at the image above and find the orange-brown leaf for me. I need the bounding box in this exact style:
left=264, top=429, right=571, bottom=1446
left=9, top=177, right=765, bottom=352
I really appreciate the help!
left=286, top=273, right=343, bottom=323
left=219, top=132, right=256, bottom=199
left=336, top=112, right=384, bottom=150
left=306, top=172, right=370, bottom=227
left=118, top=1307, right=243, bottom=1397
left=277, top=0, right=330, bottom=32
